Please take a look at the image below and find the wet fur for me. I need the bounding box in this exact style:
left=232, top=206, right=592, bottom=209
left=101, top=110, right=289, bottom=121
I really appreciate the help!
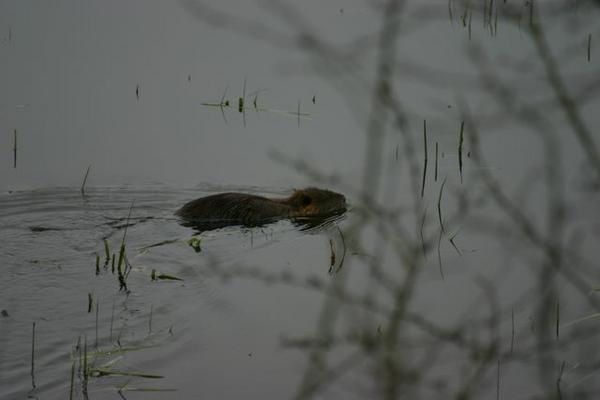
left=176, top=187, right=346, bottom=230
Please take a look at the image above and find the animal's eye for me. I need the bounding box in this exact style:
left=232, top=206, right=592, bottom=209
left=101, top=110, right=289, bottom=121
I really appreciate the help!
left=302, top=195, right=312, bottom=206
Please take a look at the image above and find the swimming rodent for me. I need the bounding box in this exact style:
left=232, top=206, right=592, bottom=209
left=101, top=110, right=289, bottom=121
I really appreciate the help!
left=176, top=187, right=347, bottom=231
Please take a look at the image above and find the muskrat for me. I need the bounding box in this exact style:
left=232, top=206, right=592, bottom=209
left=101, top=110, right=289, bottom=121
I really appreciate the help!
left=176, top=187, right=347, bottom=231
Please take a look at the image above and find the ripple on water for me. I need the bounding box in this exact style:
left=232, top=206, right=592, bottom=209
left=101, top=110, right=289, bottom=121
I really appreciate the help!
left=0, top=185, right=348, bottom=399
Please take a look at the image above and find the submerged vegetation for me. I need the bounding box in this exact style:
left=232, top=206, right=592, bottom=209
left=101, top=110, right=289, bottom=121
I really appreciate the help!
left=201, top=78, right=311, bottom=126
left=66, top=332, right=174, bottom=399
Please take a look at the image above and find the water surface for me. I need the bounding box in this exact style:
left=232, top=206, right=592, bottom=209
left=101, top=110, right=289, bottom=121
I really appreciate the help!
left=2, top=1, right=600, bottom=399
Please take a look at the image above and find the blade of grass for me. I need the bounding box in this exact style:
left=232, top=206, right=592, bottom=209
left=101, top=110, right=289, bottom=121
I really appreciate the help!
left=88, top=344, right=159, bottom=358
left=83, top=336, right=89, bottom=399
left=560, top=312, right=600, bottom=328
left=69, top=359, right=75, bottom=400
left=139, top=238, right=180, bottom=251
left=119, top=387, right=177, bottom=392
left=103, top=239, right=110, bottom=266
left=117, top=201, right=134, bottom=291
left=448, top=229, right=462, bottom=256
left=468, top=10, right=472, bottom=40
left=437, top=229, right=445, bottom=280
left=219, top=85, right=228, bottom=105
left=458, top=121, right=464, bottom=183
left=421, top=120, right=428, bottom=197
left=31, top=322, right=36, bottom=389
left=435, top=142, right=439, bottom=182
left=91, top=368, right=163, bottom=379
left=557, top=360, right=566, bottom=400
left=336, top=226, right=346, bottom=272
left=556, top=298, right=560, bottom=340
left=437, top=177, right=447, bottom=233
left=13, top=129, right=17, bottom=168
left=241, top=77, right=247, bottom=127
left=81, top=165, right=91, bottom=195
left=328, top=239, right=336, bottom=272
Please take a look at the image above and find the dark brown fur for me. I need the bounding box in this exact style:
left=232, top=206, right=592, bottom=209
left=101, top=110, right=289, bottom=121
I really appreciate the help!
left=176, top=187, right=346, bottom=231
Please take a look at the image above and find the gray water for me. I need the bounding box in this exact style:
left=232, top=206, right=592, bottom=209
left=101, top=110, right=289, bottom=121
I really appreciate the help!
left=1, top=185, right=349, bottom=399
left=2, top=1, right=600, bottom=399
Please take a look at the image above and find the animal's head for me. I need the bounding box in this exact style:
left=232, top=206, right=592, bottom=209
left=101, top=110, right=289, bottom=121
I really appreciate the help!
left=287, top=187, right=347, bottom=217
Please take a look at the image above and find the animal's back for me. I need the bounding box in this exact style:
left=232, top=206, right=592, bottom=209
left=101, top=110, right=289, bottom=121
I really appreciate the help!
left=176, top=192, right=287, bottom=223
left=176, top=187, right=347, bottom=232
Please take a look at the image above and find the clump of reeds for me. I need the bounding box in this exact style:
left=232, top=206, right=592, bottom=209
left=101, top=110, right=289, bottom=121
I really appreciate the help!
left=201, top=78, right=310, bottom=126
